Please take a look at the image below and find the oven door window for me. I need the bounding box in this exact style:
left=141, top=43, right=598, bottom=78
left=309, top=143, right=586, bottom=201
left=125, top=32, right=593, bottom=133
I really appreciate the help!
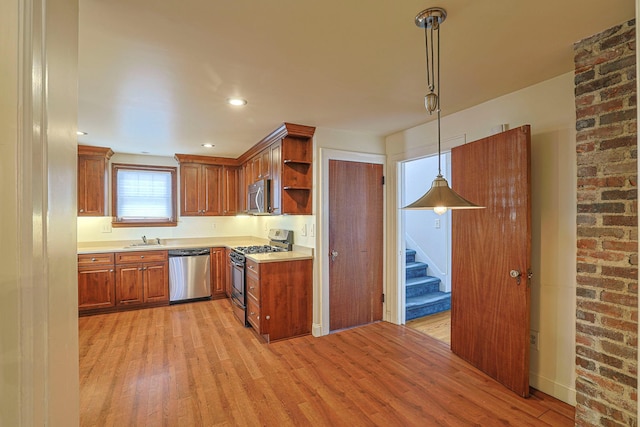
left=231, top=263, right=244, bottom=298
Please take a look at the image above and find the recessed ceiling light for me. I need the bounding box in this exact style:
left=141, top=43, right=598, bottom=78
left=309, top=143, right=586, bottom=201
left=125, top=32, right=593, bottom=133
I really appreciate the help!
left=77, top=131, right=87, bottom=135
left=226, top=97, right=247, bottom=106
left=202, top=143, right=215, bottom=148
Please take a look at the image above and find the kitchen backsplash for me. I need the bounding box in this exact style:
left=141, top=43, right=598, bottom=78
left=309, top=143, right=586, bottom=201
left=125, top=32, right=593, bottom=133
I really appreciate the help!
left=77, top=215, right=317, bottom=249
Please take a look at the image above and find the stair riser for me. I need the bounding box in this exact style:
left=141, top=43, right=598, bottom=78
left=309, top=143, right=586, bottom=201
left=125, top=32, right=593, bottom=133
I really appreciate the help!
left=406, top=299, right=451, bottom=321
left=406, top=283, right=440, bottom=298
left=406, top=254, right=415, bottom=263
left=406, top=265, right=427, bottom=279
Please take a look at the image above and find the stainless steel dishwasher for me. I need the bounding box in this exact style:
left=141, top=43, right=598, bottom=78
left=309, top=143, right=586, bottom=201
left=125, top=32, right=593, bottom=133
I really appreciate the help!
left=168, top=248, right=211, bottom=303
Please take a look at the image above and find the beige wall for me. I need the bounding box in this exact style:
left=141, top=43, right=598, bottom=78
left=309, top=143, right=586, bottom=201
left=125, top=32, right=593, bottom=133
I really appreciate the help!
left=1, top=0, right=80, bottom=425
left=385, top=72, right=578, bottom=404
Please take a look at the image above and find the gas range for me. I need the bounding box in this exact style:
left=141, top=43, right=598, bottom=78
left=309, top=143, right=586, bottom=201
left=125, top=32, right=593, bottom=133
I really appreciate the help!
left=234, top=245, right=287, bottom=255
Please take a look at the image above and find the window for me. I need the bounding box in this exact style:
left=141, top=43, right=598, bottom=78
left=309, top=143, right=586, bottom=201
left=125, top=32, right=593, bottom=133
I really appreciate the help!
left=111, top=163, right=177, bottom=227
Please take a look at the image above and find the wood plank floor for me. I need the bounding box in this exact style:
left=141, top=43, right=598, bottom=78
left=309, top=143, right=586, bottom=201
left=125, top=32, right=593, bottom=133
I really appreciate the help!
left=79, top=299, right=575, bottom=426
left=406, top=310, right=452, bottom=345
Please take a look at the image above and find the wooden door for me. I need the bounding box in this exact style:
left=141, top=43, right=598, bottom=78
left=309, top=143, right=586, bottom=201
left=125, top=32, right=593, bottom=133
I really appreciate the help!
left=450, top=125, right=531, bottom=397
left=329, top=160, right=383, bottom=331
left=115, top=264, right=144, bottom=306
left=143, top=262, right=169, bottom=303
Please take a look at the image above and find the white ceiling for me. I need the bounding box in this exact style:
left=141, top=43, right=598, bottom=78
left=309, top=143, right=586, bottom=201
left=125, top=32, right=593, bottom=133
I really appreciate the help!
left=78, top=0, right=635, bottom=158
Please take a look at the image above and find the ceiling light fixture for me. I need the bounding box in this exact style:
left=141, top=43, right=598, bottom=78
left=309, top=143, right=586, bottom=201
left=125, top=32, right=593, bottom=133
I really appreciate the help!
left=202, top=143, right=215, bottom=148
left=77, top=131, right=87, bottom=135
left=403, top=7, right=483, bottom=215
left=226, top=97, right=247, bottom=106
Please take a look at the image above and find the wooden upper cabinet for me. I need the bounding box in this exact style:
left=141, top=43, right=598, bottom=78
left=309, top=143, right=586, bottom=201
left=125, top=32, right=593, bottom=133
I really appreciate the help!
left=238, top=123, right=315, bottom=215
left=222, top=166, right=240, bottom=216
left=177, top=160, right=222, bottom=216
left=269, top=140, right=282, bottom=215
left=77, top=145, right=113, bottom=216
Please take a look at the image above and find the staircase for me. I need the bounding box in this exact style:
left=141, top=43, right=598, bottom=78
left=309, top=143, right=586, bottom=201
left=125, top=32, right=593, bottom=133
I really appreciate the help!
left=405, top=248, right=451, bottom=321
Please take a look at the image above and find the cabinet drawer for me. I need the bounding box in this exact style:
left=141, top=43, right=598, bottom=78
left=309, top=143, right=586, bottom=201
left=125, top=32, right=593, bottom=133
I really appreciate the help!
left=115, top=250, right=167, bottom=264
left=78, top=253, right=114, bottom=266
left=246, top=258, right=259, bottom=275
left=246, top=272, right=260, bottom=302
left=247, top=298, right=261, bottom=332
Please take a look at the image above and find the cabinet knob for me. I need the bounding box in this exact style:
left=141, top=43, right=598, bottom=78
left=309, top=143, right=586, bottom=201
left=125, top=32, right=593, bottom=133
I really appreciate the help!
left=109, top=269, right=114, bottom=273
left=250, top=311, right=255, bottom=315
left=79, top=209, right=84, bottom=213
left=140, top=255, right=144, bottom=259
left=249, top=286, right=255, bottom=290
left=265, top=315, right=270, bottom=320
left=91, top=257, right=97, bottom=262
left=138, top=267, right=143, bottom=271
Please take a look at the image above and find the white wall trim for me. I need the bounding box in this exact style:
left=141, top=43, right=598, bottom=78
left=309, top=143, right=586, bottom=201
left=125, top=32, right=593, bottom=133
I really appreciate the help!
left=316, top=148, right=386, bottom=336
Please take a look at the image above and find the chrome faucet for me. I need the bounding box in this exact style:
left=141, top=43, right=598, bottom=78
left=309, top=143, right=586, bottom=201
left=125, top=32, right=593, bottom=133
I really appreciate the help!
left=156, top=237, right=161, bottom=245
left=141, top=235, right=147, bottom=244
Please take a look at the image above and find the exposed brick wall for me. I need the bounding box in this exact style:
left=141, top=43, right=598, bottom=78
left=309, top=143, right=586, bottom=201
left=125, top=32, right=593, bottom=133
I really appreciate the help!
left=574, top=19, right=638, bottom=427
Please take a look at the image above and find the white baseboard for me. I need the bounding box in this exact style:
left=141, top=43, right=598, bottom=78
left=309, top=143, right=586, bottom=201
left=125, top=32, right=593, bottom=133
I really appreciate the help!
left=530, top=372, right=576, bottom=406
left=312, top=323, right=324, bottom=337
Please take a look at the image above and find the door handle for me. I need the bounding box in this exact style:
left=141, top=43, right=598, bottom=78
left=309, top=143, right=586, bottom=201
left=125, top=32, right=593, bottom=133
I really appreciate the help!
left=330, top=250, right=339, bottom=262
left=510, top=269, right=521, bottom=285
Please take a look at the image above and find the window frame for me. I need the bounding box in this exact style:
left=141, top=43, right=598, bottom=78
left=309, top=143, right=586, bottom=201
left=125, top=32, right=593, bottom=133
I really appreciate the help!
left=111, top=163, right=178, bottom=227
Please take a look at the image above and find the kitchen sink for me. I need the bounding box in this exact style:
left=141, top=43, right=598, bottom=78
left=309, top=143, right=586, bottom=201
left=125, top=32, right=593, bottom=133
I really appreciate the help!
left=123, top=243, right=165, bottom=249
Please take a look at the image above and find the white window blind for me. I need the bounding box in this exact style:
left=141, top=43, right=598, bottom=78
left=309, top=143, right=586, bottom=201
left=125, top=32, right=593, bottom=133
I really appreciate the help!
left=115, top=168, right=173, bottom=220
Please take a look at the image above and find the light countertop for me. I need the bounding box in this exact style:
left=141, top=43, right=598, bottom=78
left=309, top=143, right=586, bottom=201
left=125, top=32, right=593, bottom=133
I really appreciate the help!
left=77, top=236, right=313, bottom=263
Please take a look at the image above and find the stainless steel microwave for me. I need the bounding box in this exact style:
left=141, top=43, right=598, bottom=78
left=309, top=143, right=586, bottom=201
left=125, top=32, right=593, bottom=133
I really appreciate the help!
left=247, top=179, right=270, bottom=215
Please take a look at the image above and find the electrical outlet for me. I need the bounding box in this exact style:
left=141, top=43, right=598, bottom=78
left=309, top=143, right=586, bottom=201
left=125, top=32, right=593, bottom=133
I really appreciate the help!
left=101, top=222, right=112, bottom=233
left=310, top=224, right=315, bottom=237
left=301, top=224, right=307, bottom=236
left=435, top=219, right=441, bottom=229
left=212, top=223, right=217, bottom=230
left=529, top=330, right=539, bottom=350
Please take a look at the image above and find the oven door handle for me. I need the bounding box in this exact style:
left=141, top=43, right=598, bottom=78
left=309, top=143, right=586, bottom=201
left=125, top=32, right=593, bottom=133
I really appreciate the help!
left=231, top=297, right=244, bottom=309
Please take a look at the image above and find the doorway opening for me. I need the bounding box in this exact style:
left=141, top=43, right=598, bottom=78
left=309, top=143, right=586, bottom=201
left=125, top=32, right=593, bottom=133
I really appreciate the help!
left=401, top=152, right=451, bottom=345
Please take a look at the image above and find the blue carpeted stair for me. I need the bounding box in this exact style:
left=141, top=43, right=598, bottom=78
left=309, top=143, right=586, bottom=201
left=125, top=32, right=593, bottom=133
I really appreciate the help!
left=405, top=248, right=451, bottom=321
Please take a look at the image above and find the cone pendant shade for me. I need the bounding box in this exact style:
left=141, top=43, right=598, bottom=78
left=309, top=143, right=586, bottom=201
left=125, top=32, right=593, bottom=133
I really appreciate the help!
left=404, top=175, right=484, bottom=215
left=402, top=6, right=483, bottom=215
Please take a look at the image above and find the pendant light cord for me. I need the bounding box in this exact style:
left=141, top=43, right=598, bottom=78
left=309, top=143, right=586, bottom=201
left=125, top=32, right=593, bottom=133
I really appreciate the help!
left=436, top=20, right=441, bottom=177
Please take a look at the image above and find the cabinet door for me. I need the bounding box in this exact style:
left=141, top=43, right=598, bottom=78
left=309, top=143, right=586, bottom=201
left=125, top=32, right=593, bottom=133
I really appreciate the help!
left=269, top=141, right=281, bottom=214
left=210, top=248, right=225, bottom=297
left=143, top=262, right=169, bottom=303
left=115, top=265, right=144, bottom=306
left=78, top=266, right=116, bottom=311
left=260, top=148, right=271, bottom=179
left=203, top=165, right=223, bottom=215
left=78, top=155, right=107, bottom=216
left=180, top=163, right=203, bottom=216
left=222, top=166, right=239, bottom=216
left=251, top=155, right=262, bottom=181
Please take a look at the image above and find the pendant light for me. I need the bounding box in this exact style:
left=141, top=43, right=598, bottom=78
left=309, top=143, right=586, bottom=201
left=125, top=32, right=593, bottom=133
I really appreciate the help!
left=403, top=7, right=483, bottom=215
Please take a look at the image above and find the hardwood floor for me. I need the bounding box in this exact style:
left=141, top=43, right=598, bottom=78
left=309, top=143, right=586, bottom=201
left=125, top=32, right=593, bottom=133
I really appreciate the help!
left=406, top=310, right=451, bottom=345
left=79, top=299, right=575, bottom=426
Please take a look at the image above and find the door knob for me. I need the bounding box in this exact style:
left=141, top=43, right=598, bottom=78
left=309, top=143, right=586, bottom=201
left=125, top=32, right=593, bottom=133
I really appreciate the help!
left=510, top=269, right=521, bottom=285
left=330, top=250, right=339, bottom=262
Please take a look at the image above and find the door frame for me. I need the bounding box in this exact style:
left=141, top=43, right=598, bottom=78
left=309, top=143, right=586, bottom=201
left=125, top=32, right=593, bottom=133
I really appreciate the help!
left=316, top=148, right=386, bottom=336
left=388, top=135, right=466, bottom=325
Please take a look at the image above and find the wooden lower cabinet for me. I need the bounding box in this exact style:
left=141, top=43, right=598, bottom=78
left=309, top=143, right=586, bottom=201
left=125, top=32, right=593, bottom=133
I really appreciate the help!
left=78, top=253, right=116, bottom=314
left=115, top=251, right=169, bottom=308
left=79, top=250, right=169, bottom=316
left=210, top=247, right=226, bottom=299
left=245, top=257, right=312, bottom=342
